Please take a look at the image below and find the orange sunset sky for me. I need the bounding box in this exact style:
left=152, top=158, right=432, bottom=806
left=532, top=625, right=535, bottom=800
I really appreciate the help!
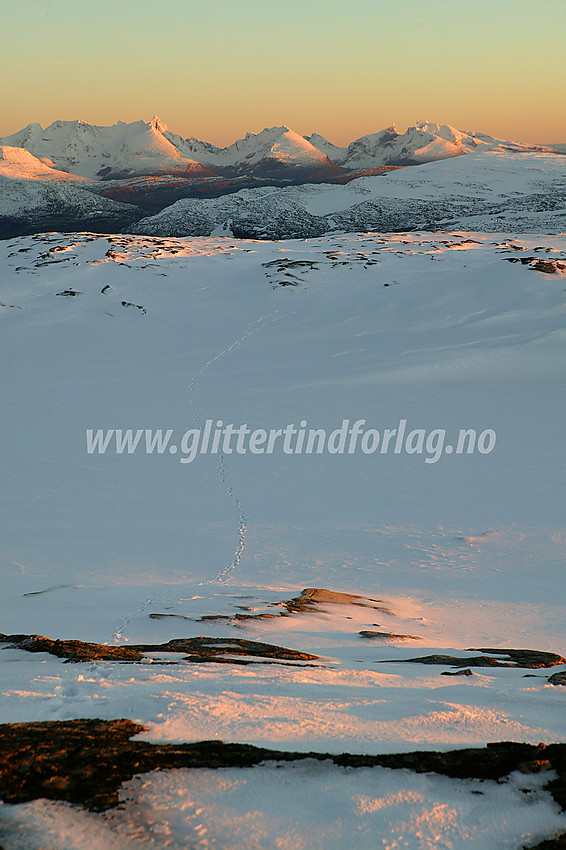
left=1, top=0, right=565, bottom=146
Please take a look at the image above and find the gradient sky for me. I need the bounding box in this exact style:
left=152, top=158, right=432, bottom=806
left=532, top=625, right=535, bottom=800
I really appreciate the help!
left=1, top=0, right=565, bottom=146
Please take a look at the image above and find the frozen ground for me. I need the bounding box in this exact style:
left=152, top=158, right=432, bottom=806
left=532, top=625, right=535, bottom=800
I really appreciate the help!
left=1, top=229, right=565, bottom=847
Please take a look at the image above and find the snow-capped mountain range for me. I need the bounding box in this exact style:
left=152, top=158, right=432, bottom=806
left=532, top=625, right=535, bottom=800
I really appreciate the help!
left=0, top=117, right=563, bottom=239
left=0, top=116, right=558, bottom=182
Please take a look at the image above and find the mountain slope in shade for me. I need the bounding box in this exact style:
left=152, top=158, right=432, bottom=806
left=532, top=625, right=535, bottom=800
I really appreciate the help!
left=303, top=132, right=349, bottom=164
left=0, top=146, right=87, bottom=182
left=0, top=176, right=142, bottom=238
left=161, top=130, right=224, bottom=167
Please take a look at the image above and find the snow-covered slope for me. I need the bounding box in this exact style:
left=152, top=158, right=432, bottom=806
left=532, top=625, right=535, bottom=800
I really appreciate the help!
left=1, top=761, right=564, bottom=850
left=161, top=129, right=224, bottom=166
left=0, top=120, right=339, bottom=180
left=136, top=150, right=566, bottom=238
left=222, top=126, right=333, bottom=169
left=414, top=121, right=554, bottom=154
left=0, top=146, right=86, bottom=182
left=343, top=125, right=465, bottom=168
left=169, top=125, right=342, bottom=177
left=1, top=228, right=566, bottom=847
left=0, top=176, right=142, bottom=238
left=1, top=227, right=566, bottom=719
left=136, top=185, right=328, bottom=238
left=1, top=119, right=563, bottom=237
left=305, top=122, right=557, bottom=171
left=303, top=131, right=348, bottom=163
left=4, top=145, right=561, bottom=240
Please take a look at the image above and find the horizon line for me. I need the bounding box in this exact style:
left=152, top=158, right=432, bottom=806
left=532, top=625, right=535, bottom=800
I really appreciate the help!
left=2, top=116, right=563, bottom=149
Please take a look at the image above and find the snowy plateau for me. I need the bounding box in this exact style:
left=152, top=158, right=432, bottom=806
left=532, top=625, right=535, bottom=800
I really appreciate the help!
left=0, top=120, right=566, bottom=849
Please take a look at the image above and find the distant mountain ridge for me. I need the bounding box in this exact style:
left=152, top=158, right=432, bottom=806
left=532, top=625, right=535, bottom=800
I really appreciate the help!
left=1, top=117, right=564, bottom=240
left=0, top=117, right=558, bottom=182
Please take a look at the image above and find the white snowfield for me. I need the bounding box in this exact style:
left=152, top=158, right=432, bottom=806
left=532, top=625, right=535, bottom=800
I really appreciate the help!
left=303, top=150, right=566, bottom=213
left=1, top=227, right=566, bottom=848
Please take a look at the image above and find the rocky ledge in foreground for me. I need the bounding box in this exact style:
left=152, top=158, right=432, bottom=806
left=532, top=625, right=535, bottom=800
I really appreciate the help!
left=399, top=648, right=566, bottom=670
left=0, top=633, right=318, bottom=665
left=0, top=719, right=566, bottom=833
left=155, top=586, right=395, bottom=625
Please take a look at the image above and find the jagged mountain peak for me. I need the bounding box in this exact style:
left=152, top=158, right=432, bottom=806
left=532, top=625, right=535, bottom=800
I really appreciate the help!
left=150, top=115, right=169, bottom=133
left=245, top=125, right=290, bottom=138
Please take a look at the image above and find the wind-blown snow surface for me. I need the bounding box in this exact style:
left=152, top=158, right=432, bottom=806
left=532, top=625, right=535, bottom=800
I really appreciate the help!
left=1, top=230, right=566, bottom=846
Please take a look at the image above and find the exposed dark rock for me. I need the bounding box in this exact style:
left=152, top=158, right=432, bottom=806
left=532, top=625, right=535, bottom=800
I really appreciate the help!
left=400, top=648, right=565, bottom=670
left=359, top=630, right=420, bottom=640
left=150, top=612, right=223, bottom=621
left=22, top=585, right=72, bottom=597
left=0, top=633, right=144, bottom=662
left=1, top=720, right=566, bottom=816
left=284, top=587, right=393, bottom=615
left=471, top=648, right=566, bottom=668
left=527, top=833, right=566, bottom=848
left=169, top=637, right=317, bottom=664
left=548, top=671, right=566, bottom=686
left=0, top=633, right=318, bottom=665
left=121, top=300, right=146, bottom=314
left=503, top=256, right=566, bottom=273
left=441, top=668, right=473, bottom=676
left=532, top=259, right=566, bottom=273
left=180, top=587, right=394, bottom=625
left=262, top=258, right=320, bottom=270
left=517, top=759, right=553, bottom=774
